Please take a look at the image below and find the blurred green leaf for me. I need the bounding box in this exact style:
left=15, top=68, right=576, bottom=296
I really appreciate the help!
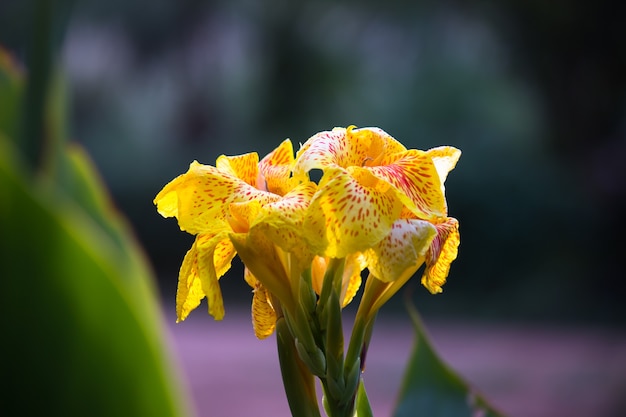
left=356, top=379, right=374, bottom=417
left=1, top=36, right=189, bottom=413
left=0, top=135, right=190, bottom=417
left=393, top=306, right=505, bottom=417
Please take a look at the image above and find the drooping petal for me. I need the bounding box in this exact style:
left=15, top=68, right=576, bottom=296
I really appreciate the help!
left=341, top=253, right=367, bottom=307
left=365, top=219, right=437, bottom=282
left=251, top=286, right=277, bottom=339
left=216, top=152, right=259, bottom=187
left=196, top=231, right=236, bottom=320
left=244, top=268, right=277, bottom=339
left=364, top=149, right=447, bottom=220
left=175, top=241, right=204, bottom=322
left=175, top=230, right=236, bottom=322
left=421, top=217, right=460, bottom=294
left=154, top=161, right=278, bottom=234
left=303, top=168, right=404, bottom=258
left=259, top=139, right=297, bottom=196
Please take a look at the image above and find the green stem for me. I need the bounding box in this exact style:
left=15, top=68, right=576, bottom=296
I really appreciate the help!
left=275, top=316, right=321, bottom=417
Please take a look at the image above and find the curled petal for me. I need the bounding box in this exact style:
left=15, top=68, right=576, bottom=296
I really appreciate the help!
left=245, top=268, right=277, bottom=339
left=216, top=152, right=259, bottom=187
left=365, top=219, right=437, bottom=282
left=303, top=169, right=403, bottom=258
left=425, top=146, right=461, bottom=213
left=422, top=217, right=460, bottom=294
left=251, top=286, right=277, bottom=339
left=154, top=161, right=277, bottom=234
left=259, top=139, right=297, bottom=195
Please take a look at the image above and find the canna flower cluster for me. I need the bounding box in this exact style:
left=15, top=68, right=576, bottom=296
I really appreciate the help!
left=154, top=125, right=460, bottom=416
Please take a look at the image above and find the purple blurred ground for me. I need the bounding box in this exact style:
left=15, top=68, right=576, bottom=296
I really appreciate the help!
left=166, top=309, right=626, bottom=417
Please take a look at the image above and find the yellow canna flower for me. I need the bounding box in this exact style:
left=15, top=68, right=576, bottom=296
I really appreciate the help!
left=154, top=139, right=299, bottom=323
left=294, top=126, right=461, bottom=293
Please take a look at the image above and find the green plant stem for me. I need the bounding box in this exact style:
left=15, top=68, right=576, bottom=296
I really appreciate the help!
left=275, top=316, right=321, bottom=417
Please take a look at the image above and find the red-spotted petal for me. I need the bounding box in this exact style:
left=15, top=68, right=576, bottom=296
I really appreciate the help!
left=364, top=149, right=447, bottom=220
left=252, top=182, right=317, bottom=267
left=259, top=139, right=297, bottom=196
left=244, top=268, right=277, bottom=339
left=216, top=152, right=259, bottom=187
left=365, top=219, right=436, bottom=282
left=303, top=168, right=404, bottom=258
left=425, top=146, right=461, bottom=213
left=421, top=217, right=460, bottom=294
left=154, top=161, right=278, bottom=234
left=175, top=230, right=236, bottom=322
left=294, top=126, right=407, bottom=181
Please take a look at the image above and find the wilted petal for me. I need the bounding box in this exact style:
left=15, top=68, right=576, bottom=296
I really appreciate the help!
left=245, top=268, right=277, bottom=339
left=422, top=217, right=460, bottom=294
left=365, top=219, right=437, bottom=282
left=303, top=169, right=403, bottom=258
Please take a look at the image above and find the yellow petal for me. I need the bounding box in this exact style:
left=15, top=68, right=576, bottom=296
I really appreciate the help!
left=259, top=139, right=297, bottom=196
left=154, top=161, right=277, bottom=234
left=366, top=149, right=447, bottom=220
left=294, top=126, right=406, bottom=182
left=243, top=268, right=278, bottom=339
left=228, top=199, right=265, bottom=233
left=425, top=146, right=461, bottom=213
left=365, top=219, right=437, bottom=282
left=310, top=256, right=327, bottom=296
left=421, top=217, right=460, bottom=294
left=341, top=253, right=367, bottom=307
left=252, top=182, right=317, bottom=268
left=197, top=231, right=236, bottom=320
left=229, top=232, right=294, bottom=313
left=175, top=231, right=235, bottom=322
left=303, top=168, right=404, bottom=258
left=175, top=241, right=204, bottom=322
left=216, top=152, right=259, bottom=187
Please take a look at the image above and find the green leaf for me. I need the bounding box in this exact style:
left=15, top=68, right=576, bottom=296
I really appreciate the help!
left=355, top=379, right=374, bottom=417
left=0, top=135, right=190, bottom=417
left=393, top=305, right=505, bottom=417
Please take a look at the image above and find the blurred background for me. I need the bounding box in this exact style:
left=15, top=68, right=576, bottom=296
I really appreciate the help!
left=2, top=0, right=625, bottom=416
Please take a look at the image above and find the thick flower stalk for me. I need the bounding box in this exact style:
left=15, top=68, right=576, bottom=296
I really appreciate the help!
left=154, top=126, right=461, bottom=417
